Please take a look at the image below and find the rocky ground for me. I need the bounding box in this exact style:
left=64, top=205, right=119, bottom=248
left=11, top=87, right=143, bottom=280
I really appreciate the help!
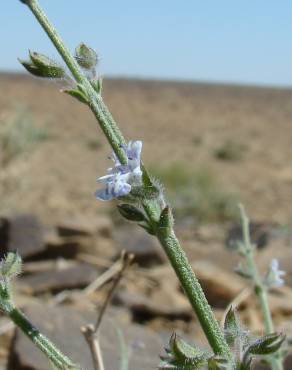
left=0, top=73, right=292, bottom=369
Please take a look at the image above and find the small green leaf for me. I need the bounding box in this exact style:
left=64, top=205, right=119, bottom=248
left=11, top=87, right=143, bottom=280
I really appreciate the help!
left=208, top=356, right=230, bottom=370
left=159, top=333, right=209, bottom=369
left=240, top=357, right=252, bottom=370
left=75, top=43, right=98, bottom=69
left=223, top=306, right=240, bottom=347
left=91, top=78, right=103, bottom=94
left=63, top=89, right=89, bottom=104
left=170, top=333, right=206, bottom=361
left=234, top=262, right=252, bottom=279
left=117, top=204, right=146, bottom=222
left=246, top=333, right=285, bottom=356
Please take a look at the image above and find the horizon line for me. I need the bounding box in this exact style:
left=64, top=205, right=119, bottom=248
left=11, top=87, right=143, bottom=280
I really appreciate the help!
left=1, top=69, right=292, bottom=91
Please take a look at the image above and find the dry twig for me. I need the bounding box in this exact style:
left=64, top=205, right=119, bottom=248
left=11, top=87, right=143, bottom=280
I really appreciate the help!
left=81, top=251, right=134, bottom=370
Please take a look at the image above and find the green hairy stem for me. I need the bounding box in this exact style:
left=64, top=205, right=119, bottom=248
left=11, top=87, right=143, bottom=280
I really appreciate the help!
left=239, top=205, right=283, bottom=370
left=20, top=0, right=233, bottom=363
left=157, top=227, right=231, bottom=357
left=0, top=300, right=79, bottom=370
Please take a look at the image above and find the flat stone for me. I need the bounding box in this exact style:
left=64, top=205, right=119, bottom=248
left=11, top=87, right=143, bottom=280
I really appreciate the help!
left=113, top=227, right=165, bottom=266
left=57, top=215, right=112, bottom=238
left=19, top=263, right=99, bottom=294
left=114, top=264, right=192, bottom=321
left=7, top=214, right=46, bottom=259
left=8, top=304, right=163, bottom=370
left=115, top=290, right=192, bottom=321
left=192, top=260, right=245, bottom=308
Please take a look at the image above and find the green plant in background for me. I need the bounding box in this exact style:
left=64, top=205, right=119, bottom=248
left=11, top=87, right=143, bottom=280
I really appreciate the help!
left=0, top=105, right=50, bottom=165
left=233, top=205, right=286, bottom=370
left=151, top=163, right=237, bottom=223
left=86, top=137, right=102, bottom=151
left=214, top=140, right=246, bottom=162
left=0, top=0, right=285, bottom=369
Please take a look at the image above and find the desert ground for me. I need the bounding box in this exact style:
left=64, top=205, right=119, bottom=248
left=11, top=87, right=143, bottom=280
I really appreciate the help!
left=0, top=73, right=292, bottom=369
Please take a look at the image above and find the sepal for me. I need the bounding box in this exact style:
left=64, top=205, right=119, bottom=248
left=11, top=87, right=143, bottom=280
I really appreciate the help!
left=117, top=204, right=146, bottom=222
left=159, top=333, right=209, bottom=369
left=18, top=59, right=47, bottom=77
left=159, top=206, right=174, bottom=230
left=223, top=306, right=241, bottom=347
left=130, top=184, right=160, bottom=201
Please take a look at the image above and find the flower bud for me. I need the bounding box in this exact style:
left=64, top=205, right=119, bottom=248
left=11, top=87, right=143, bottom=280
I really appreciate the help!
left=75, top=43, right=98, bottom=70
left=29, top=51, right=65, bottom=78
left=0, top=252, right=22, bottom=279
left=19, top=51, right=65, bottom=79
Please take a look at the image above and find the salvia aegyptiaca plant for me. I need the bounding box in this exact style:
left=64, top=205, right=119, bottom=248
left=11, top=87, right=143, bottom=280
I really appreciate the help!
left=0, top=0, right=288, bottom=369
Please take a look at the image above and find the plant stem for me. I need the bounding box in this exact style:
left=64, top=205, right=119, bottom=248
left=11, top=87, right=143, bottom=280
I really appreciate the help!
left=156, top=224, right=232, bottom=359
left=239, top=205, right=283, bottom=370
left=20, top=0, right=233, bottom=361
left=24, top=0, right=127, bottom=164
left=4, top=302, right=79, bottom=370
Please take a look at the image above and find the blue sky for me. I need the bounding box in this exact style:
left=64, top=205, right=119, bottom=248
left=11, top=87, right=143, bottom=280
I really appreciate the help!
left=2, top=1, right=292, bottom=87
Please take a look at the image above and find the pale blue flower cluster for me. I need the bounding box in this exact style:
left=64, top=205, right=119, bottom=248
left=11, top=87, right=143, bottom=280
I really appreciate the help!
left=95, top=140, right=142, bottom=201
left=265, top=258, right=285, bottom=288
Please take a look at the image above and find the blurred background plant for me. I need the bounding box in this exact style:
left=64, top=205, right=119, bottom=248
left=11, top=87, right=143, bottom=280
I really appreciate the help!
left=0, top=105, right=50, bottom=166
left=151, top=162, right=238, bottom=223
left=214, top=140, right=247, bottom=162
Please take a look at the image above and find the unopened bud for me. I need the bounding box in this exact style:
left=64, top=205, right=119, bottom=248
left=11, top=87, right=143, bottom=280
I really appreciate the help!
left=75, top=43, right=98, bottom=70
left=0, top=252, right=22, bottom=279
left=29, top=51, right=65, bottom=78
left=19, top=51, right=65, bottom=79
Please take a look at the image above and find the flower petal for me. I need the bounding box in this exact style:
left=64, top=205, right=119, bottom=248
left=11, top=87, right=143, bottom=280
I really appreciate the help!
left=95, top=188, right=114, bottom=201
left=113, top=180, right=131, bottom=197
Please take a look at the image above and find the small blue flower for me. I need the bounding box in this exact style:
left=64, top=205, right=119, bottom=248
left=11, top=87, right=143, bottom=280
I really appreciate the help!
left=264, top=259, right=285, bottom=288
left=95, top=140, right=142, bottom=201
